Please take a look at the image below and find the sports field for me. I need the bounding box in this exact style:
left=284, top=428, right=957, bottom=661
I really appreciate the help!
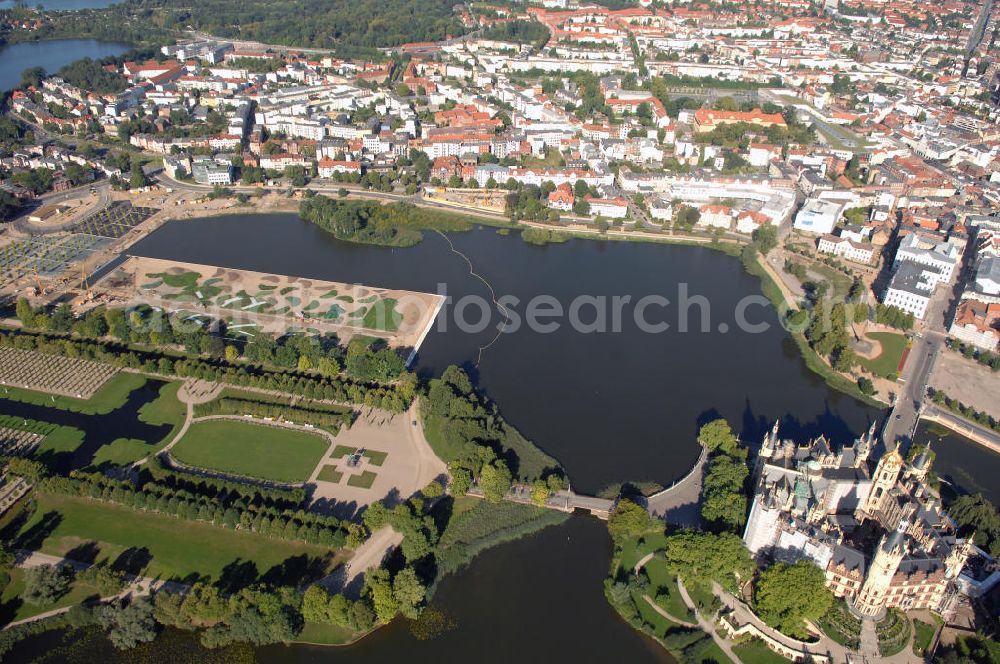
left=171, top=420, right=328, bottom=483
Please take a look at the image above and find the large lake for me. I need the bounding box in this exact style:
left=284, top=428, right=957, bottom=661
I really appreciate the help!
left=129, top=213, right=881, bottom=493
left=8, top=212, right=999, bottom=664
left=0, top=39, right=128, bottom=92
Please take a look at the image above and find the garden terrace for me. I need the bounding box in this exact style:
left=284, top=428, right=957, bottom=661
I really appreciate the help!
left=0, top=346, right=117, bottom=399
left=105, top=255, right=442, bottom=347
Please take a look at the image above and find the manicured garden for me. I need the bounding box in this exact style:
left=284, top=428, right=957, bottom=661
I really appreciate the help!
left=877, top=608, right=911, bottom=657
left=817, top=600, right=861, bottom=650
left=16, top=492, right=340, bottom=582
left=170, top=420, right=329, bottom=483
left=858, top=332, right=908, bottom=378
left=733, top=639, right=792, bottom=664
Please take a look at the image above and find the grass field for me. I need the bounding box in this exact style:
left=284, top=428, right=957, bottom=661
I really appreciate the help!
left=0, top=414, right=84, bottom=457
left=171, top=420, right=328, bottom=483
left=733, top=640, right=790, bottom=664
left=645, top=558, right=695, bottom=623
left=0, top=372, right=147, bottom=415
left=316, top=465, right=343, bottom=483
left=331, top=444, right=357, bottom=458
left=295, top=620, right=358, bottom=645
left=18, top=492, right=340, bottom=582
left=346, top=470, right=377, bottom=488
left=363, top=450, right=387, bottom=466
left=858, top=332, right=907, bottom=378
left=913, top=618, right=937, bottom=656
left=92, top=381, right=187, bottom=466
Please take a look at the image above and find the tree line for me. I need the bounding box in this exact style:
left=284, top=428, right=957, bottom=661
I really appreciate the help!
left=37, top=470, right=352, bottom=549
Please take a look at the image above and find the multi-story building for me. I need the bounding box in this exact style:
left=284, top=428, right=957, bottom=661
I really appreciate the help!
left=744, top=424, right=975, bottom=619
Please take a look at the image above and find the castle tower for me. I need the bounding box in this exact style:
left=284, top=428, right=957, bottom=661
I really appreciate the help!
left=854, top=520, right=908, bottom=618
left=754, top=420, right=781, bottom=479
left=908, top=441, right=933, bottom=483
left=854, top=422, right=877, bottom=469
left=860, top=442, right=903, bottom=520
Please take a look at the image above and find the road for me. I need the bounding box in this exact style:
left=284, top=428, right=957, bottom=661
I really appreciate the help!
left=881, top=253, right=958, bottom=448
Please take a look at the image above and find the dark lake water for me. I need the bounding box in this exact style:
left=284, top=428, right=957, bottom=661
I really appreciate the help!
left=914, top=421, right=1000, bottom=506
left=0, top=39, right=128, bottom=92
left=129, top=213, right=881, bottom=493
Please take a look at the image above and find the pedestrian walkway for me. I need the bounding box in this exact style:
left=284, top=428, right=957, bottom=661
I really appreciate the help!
left=676, top=576, right=744, bottom=664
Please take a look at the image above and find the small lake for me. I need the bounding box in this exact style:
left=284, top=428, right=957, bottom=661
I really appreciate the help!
left=0, top=39, right=129, bottom=92
left=130, top=213, right=882, bottom=494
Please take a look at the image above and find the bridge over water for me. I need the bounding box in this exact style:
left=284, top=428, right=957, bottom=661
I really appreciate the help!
left=473, top=443, right=708, bottom=525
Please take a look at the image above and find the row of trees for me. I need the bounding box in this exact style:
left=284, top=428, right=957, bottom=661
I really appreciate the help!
left=697, top=419, right=750, bottom=532
left=423, top=366, right=517, bottom=499
left=194, top=395, right=354, bottom=430
left=1, top=328, right=412, bottom=413
left=16, top=298, right=406, bottom=386
left=144, top=454, right=308, bottom=509
left=38, top=471, right=352, bottom=549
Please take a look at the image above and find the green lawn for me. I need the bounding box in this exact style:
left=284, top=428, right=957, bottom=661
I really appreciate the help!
left=18, top=492, right=339, bottom=582
left=316, top=465, right=343, bottom=483
left=733, top=640, right=791, bottom=664
left=858, top=332, right=908, bottom=378
left=913, top=619, right=937, bottom=657
left=0, top=567, right=103, bottom=623
left=633, top=589, right=677, bottom=637
left=363, top=450, right=387, bottom=466
left=0, top=372, right=147, bottom=415
left=171, top=420, right=328, bottom=482
left=346, top=470, right=377, bottom=488
left=92, top=381, right=187, bottom=466
left=618, top=530, right=669, bottom=572
left=295, top=620, right=358, bottom=645
left=331, top=444, right=357, bottom=458
left=645, top=559, right=695, bottom=623
left=699, top=641, right=736, bottom=664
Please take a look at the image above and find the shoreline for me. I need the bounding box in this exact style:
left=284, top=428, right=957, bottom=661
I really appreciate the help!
left=921, top=411, right=1000, bottom=457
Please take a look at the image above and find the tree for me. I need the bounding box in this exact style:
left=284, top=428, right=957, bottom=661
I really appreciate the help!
left=98, top=597, right=159, bottom=650
left=948, top=494, right=1000, bottom=557
left=0, top=190, right=20, bottom=222
left=366, top=568, right=399, bottom=624
left=697, top=419, right=743, bottom=458
left=752, top=224, right=778, bottom=255
left=478, top=460, right=512, bottom=503
left=23, top=564, right=72, bottom=606
left=755, top=560, right=833, bottom=637
left=607, top=498, right=651, bottom=541
left=129, top=163, right=149, bottom=190
left=662, top=531, right=754, bottom=591
left=15, top=297, right=35, bottom=328
left=572, top=199, right=591, bottom=216
left=392, top=567, right=426, bottom=619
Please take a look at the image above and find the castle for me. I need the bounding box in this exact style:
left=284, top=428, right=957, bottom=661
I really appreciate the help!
left=743, top=422, right=974, bottom=619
